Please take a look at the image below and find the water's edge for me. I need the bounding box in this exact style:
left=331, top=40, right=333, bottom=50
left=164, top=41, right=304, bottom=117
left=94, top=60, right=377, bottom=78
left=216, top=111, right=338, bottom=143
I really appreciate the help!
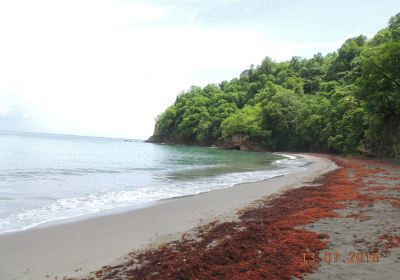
left=0, top=153, right=308, bottom=235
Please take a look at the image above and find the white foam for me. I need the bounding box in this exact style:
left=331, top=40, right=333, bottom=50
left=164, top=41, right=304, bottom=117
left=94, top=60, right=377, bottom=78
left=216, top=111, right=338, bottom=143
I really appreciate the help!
left=0, top=154, right=308, bottom=234
left=274, top=153, right=297, bottom=160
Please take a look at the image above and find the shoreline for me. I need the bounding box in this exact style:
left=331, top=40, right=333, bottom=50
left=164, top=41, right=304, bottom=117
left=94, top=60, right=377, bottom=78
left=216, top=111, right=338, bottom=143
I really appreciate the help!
left=86, top=156, right=400, bottom=280
left=0, top=153, right=336, bottom=280
left=0, top=151, right=296, bottom=236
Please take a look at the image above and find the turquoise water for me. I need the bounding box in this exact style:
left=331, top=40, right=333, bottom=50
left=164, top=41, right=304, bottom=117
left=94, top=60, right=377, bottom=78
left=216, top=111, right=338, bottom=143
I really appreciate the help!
left=0, top=131, right=308, bottom=233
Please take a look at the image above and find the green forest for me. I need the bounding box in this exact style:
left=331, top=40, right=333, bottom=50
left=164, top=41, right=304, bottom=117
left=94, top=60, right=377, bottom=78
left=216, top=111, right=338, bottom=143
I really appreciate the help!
left=148, top=14, right=400, bottom=158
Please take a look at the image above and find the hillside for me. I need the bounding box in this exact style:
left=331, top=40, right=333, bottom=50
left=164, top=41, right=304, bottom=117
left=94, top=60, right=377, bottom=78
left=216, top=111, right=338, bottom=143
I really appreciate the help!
left=149, top=14, right=400, bottom=157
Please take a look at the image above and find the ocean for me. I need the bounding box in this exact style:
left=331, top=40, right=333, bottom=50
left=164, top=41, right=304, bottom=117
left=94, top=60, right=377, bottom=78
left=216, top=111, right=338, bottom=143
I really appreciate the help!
left=0, top=131, right=309, bottom=234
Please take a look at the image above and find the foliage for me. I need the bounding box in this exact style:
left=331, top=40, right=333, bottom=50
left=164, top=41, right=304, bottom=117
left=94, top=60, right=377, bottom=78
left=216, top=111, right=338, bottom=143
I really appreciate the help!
left=151, top=14, right=400, bottom=157
left=221, top=105, right=270, bottom=140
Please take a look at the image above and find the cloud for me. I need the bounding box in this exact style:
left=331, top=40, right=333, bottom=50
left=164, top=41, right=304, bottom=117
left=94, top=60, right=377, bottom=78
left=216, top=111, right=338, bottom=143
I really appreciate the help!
left=0, top=0, right=349, bottom=138
left=345, top=29, right=363, bottom=39
left=22, top=113, right=31, bottom=119
left=0, top=105, right=10, bottom=117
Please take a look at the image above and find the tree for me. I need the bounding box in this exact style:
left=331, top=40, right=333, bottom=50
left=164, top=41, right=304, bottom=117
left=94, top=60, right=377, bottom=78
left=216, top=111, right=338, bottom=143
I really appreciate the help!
left=355, top=14, right=400, bottom=156
left=150, top=13, right=400, bottom=157
left=221, top=105, right=270, bottom=140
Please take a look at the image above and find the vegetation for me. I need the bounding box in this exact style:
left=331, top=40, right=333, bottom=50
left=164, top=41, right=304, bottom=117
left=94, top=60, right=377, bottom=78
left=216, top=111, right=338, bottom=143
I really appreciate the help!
left=149, top=14, right=400, bottom=157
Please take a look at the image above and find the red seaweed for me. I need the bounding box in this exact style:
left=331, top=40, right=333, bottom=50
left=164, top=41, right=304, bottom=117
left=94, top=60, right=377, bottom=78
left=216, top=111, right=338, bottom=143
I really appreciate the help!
left=79, top=156, right=400, bottom=280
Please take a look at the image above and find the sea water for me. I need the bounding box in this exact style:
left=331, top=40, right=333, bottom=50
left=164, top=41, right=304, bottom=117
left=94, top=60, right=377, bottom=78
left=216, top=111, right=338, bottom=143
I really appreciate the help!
left=0, top=131, right=309, bottom=233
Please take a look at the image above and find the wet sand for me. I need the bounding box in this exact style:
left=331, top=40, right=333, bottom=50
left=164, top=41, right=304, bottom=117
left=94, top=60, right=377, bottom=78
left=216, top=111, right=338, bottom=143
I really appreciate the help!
left=82, top=156, right=400, bottom=280
left=0, top=154, right=335, bottom=280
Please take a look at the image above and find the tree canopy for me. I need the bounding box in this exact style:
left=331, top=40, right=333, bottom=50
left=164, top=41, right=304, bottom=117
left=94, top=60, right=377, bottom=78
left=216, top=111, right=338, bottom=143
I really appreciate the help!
left=149, top=14, right=400, bottom=158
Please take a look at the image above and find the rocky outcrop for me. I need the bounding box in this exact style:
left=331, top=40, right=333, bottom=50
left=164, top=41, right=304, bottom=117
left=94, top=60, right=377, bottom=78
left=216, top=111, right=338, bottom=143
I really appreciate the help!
left=147, top=134, right=268, bottom=152
left=214, top=135, right=268, bottom=152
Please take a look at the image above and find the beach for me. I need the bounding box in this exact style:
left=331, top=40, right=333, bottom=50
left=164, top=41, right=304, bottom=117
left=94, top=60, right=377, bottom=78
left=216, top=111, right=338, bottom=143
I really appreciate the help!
left=0, top=154, right=335, bottom=280
left=84, top=155, right=400, bottom=280
left=1, top=3, right=399, bottom=280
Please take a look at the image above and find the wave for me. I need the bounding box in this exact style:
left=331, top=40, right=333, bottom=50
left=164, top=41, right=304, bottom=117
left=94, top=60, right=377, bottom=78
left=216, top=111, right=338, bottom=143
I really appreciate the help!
left=0, top=154, right=309, bottom=234
left=0, top=167, right=167, bottom=181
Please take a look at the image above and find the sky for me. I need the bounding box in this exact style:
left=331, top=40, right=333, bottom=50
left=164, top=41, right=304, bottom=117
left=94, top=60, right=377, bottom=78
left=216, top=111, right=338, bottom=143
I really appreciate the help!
left=0, top=0, right=398, bottom=139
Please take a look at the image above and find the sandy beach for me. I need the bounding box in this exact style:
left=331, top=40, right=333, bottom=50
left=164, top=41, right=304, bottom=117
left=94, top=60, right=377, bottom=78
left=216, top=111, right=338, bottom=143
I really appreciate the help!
left=0, top=154, right=335, bottom=280
left=81, top=156, right=400, bottom=280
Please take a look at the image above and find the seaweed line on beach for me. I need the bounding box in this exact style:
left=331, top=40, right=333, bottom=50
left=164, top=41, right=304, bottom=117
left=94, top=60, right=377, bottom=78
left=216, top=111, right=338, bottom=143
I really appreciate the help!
left=74, top=157, right=400, bottom=280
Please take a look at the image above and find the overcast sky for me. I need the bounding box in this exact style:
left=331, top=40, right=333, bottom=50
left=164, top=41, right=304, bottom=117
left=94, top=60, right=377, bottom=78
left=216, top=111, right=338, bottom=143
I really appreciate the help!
left=0, top=0, right=398, bottom=139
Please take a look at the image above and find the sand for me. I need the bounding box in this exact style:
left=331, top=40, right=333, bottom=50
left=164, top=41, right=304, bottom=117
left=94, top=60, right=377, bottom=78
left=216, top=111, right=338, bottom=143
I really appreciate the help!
left=304, top=158, right=400, bottom=280
left=84, top=156, right=400, bottom=280
left=0, top=154, right=336, bottom=280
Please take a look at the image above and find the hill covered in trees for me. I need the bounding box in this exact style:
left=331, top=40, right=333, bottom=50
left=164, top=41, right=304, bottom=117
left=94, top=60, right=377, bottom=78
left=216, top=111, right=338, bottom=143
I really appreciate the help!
left=148, top=14, right=400, bottom=158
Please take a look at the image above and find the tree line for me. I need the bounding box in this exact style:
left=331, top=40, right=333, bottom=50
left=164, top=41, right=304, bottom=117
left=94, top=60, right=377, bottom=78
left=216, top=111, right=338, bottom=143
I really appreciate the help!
left=149, top=14, right=400, bottom=158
